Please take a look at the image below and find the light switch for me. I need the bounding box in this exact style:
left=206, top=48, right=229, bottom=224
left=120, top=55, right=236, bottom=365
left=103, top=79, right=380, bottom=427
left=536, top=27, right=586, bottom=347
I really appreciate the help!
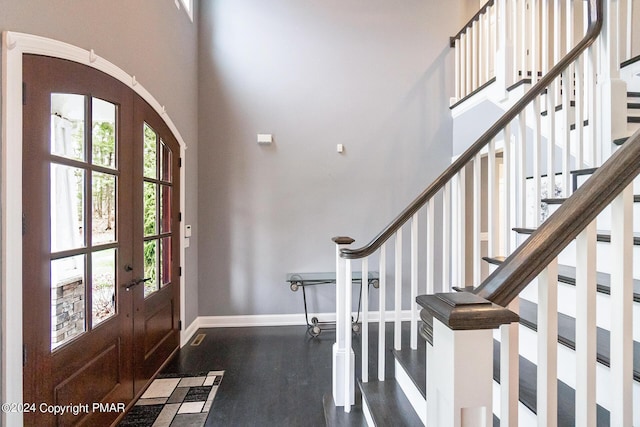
left=337, top=144, right=344, bottom=153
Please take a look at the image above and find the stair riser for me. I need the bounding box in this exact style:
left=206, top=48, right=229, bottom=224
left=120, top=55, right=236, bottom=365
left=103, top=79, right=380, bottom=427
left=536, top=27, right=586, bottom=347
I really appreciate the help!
left=361, top=396, right=375, bottom=427
left=394, top=359, right=426, bottom=425
left=516, top=278, right=640, bottom=342
left=573, top=172, right=640, bottom=194
left=493, top=324, right=640, bottom=426
left=491, top=381, right=538, bottom=427
left=487, top=264, right=640, bottom=341
left=546, top=202, right=640, bottom=234
left=620, top=61, right=640, bottom=92
left=556, top=240, right=640, bottom=281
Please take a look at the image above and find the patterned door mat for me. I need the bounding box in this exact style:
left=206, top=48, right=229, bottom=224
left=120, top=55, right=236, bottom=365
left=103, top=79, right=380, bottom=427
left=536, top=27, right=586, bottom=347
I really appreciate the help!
left=119, top=371, right=224, bottom=427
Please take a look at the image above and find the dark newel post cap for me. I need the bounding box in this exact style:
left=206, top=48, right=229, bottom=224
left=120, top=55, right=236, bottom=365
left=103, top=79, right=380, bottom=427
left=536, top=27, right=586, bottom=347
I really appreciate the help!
left=332, top=236, right=355, bottom=245
left=416, top=292, right=519, bottom=331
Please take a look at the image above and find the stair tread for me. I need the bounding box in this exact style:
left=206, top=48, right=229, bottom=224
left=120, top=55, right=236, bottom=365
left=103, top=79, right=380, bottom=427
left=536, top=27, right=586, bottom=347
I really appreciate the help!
left=517, top=299, right=640, bottom=382
left=543, top=195, right=640, bottom=203
left=512, top=227, right=640, bottom=245
left=392, top=347, right=426, bottom=398
left=629, top=116, right=640, bottom=123
left=541, top=101, right=576, bottom=116
left=359, top=379, right=422, bottom=426
left=493, top=340, right=611, bottom=426
left=323, top=393, right=367, bottom=427
left=569, top=167, right=599, bottom=176
left=541, top=197, right=567, bottom=204
left=614, top=136, right=629, bottom=146
left=482, top=256, right=640, bottom=302
left=628, top=102, right=640, bottom=109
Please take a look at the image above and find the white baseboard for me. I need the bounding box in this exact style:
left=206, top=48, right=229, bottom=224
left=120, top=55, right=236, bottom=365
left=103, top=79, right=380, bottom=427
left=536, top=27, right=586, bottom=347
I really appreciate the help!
left=182, top=310, right=416, bottom=343
left=181, top=317, right=202, bottom=347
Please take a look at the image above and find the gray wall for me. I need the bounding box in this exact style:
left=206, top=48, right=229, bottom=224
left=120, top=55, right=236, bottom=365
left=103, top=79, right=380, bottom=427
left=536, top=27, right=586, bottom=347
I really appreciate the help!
left=0, top=0, right=200, bottom=326
left=198, top=0, right=471, bottom=316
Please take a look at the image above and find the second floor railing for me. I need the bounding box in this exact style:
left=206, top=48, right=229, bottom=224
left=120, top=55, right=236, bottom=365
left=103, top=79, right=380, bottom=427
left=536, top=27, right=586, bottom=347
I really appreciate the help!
left=451, top=0, right=638, bottom=105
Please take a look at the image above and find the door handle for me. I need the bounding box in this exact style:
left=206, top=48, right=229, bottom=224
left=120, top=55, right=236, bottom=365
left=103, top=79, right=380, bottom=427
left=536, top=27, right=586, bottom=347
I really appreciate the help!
left=124, top=277, right=151, bottom=291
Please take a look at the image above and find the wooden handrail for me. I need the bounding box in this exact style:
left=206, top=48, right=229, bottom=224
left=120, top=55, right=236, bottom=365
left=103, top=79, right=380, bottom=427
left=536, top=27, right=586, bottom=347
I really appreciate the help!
left=449, top=0, right=495, bottom=48
left=475, top=128, right=640, bottom=306
left=340, top=0, right=603, bottom=260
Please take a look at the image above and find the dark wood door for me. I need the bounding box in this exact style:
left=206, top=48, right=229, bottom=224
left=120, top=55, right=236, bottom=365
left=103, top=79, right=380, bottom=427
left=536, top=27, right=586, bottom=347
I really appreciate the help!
left=131, top=96, right=181, bottom=396
left=22, top=55, right=180, bottom=426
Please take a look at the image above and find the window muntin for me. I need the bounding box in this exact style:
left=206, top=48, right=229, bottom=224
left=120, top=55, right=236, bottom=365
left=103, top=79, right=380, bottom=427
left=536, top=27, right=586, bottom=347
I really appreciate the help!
left=49, top=93, right=120, bottom=350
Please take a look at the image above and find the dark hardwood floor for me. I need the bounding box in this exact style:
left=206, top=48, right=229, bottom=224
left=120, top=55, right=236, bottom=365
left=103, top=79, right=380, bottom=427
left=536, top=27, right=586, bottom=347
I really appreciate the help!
left=162, top=326, right=334, bottom=426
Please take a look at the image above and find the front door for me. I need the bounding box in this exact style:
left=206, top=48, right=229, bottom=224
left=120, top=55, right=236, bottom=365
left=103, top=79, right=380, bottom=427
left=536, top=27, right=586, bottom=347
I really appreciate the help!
left=22, top=55, right=181, bottom=426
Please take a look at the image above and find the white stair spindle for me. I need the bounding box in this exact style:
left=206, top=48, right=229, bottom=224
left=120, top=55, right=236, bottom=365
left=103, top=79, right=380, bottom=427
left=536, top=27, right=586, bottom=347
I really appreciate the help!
left=503, top=125, right=512, bottom=255
left=466, top=31, right=473, bottom=98
left=531, top=0, right=539, bottom=83
left=479, top=10, right=486, bottom=86
left=488, top=139, right=497, bottom=257
left=561, top=55, right=572, bottom=196
left=532, top=97, right=542, bottom=225
left=410, top=214, right=418, bottom=350
left=454, top=38, right=461, bottom=101
left=378, top=243, right=386, bottom=382
left=500, top=298, right=520, bottom=427
left=472, top=19, right=479, bottom=91
left=574, top=51, right=584, bottom=168
left=394, top=230, right=402, bottom=351
left=344, top=258, right=353, bottom=413
left=586, top=43, right=597, bottom=166
left=361, top=257, right=369, bottom=383
left=473, top=153, right=482, bottom=285
left=566, top=0, right=574, bottom=70
left=517, top=111, right=527, bottom=230
left=625, top=0, right=633, bottom=60
left=458, top=168, right=466, bottom=287
left=610, top=185, right=634, bottom=426
left=575, top=221, right=597, bottom=427
left=521, top=0, right=528, bottom=79
left=542, top=0, right=549, bottom=77
left=554, top=0, right=562, bottom=99
left=512, top=0, right=520, bottom=88
left=546, top=85, right=557, bottom=200
left=496, top=0, right=508, bottom=93
left=480, top=10, right=486, bottom=85
left=461, top=34, right=467, bottom=98
left=543, top=0, right=557, bottom=202
left=427, top=200, right=435, bottom=295
left=452, top=175, right=459, bottom=288
left=538, top=259, right=559, bottom=427
left=491, top=3, right=498, bottom=79
left=443, top=183, right=451, bottom=289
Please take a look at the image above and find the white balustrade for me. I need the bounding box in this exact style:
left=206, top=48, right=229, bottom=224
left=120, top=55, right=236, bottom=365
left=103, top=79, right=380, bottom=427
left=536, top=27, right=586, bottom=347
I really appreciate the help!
left=331, top=2, right=637, bottom=426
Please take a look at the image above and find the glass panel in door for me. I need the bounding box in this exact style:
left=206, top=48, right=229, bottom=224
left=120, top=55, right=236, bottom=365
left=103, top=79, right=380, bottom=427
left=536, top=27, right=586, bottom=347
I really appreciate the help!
left=48, top=93, right=120, bottom=350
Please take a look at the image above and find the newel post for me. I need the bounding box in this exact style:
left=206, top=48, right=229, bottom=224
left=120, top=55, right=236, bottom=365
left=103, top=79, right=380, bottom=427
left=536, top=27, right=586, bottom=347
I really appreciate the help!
left=332, top=236, right=355, bottom=409
left=417, top=292, right=518, bottom=427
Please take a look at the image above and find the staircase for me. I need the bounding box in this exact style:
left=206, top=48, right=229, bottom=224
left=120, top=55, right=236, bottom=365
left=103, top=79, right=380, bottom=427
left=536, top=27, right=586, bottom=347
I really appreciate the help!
left=325, top=0, right=640, bottom=425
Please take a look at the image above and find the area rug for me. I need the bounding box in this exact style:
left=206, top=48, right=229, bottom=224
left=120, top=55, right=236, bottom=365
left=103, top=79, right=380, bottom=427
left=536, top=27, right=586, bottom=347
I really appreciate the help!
left=119, top=371, right=224, bottom=427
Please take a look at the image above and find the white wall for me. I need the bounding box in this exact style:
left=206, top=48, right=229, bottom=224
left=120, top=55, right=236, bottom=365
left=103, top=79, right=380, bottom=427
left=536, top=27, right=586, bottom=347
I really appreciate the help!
left=197, top=0, right=471, bottom=316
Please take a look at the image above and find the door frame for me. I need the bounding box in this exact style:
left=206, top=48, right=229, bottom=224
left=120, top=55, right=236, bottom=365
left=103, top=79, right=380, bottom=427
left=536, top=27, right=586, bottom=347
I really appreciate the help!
left=1, top=31, right=188, bottom=427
